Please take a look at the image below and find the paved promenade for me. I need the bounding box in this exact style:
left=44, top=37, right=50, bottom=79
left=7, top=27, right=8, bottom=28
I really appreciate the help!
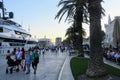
left=1, top=51, right=119, bottom=80
left=0, top=51, right=74, bottom=80
left=85, top=55, right=120, bottom=69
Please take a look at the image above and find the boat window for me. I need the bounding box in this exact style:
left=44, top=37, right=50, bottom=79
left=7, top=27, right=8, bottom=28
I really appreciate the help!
left=0, top=27, right=3, bottom=32
left=10, top=43, right=25, bottom=46
left=15, top=31, right=21, bottom=35
left=3, top=28, right=12, bottom=32
left=28, top=34, right=31, bottom=37
left=0, top=21, right=2, bottom=24
left=27, top=41, right=37, bottom=44
left=3, top=21, right=11, bottom=25
left=3, top=20, right=15, bottom=25
left=14, top=30, right=31, bottom=39
left=22, top=33, right=30, bottom=38
left=0, top=43, right=1, bottom=46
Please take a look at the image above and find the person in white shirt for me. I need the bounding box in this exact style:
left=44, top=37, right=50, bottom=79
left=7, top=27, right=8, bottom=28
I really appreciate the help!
left=114, top=51, right=120, bottom=64
left=15, top=48, right=22, bottom=70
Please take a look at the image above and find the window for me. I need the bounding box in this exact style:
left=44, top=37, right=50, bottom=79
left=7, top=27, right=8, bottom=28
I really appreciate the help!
left=0, top=27, right=3, bottom=32
left=3, top=28, right=12, bottom=32
left=15, top=31, right=21, bottom=35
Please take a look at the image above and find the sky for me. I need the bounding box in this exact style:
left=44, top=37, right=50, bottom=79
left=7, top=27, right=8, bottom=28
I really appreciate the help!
left=2, top=0, right=120, bottom=43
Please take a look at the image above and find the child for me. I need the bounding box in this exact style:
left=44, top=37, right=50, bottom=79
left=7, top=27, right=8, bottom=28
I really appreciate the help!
left=25, top=51, right=31, bottom=74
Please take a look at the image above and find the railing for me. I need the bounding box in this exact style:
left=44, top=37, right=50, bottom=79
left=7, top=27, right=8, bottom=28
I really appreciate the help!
left=0, top=44, right=36, bottom=55
left=0, top=46, right=25, bottom=55
left=0, top=46, right=17, bottom=55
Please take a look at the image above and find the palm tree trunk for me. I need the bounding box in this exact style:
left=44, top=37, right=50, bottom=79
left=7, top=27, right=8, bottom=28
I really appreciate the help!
left=75, top=6, right=84, bottom=57
left=86, top=0, right=107, bottom=77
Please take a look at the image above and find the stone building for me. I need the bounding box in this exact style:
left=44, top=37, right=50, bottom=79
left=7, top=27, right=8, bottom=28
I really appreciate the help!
left=103, top=16, right=120, bottom=48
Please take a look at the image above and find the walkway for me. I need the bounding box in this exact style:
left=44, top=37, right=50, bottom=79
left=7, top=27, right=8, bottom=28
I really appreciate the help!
left=85, top=54, right=120, bottom=69
left=1, top=51, right=119, bottom=80
left=0, top=50, right=74, bottom=80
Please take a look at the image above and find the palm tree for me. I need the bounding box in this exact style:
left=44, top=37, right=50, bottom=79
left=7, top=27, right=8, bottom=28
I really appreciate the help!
left=65, top=25, right=75, bottom=47
left=86, top=0, right=107, bottom=77
left=55, top=0, right=88, bottom=57
left=65, top=22, right=87, bottom=49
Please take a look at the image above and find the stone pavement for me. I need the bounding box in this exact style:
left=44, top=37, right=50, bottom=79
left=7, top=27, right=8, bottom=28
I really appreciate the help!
left=85, top=54, right=120, bottom=69
left=58, top=56, right=74, bottom=80
left=0, top=51, right=74, bottom=80
left=1, top=52, right=119, bottom=80
left=103, top=58, right=120, bottom=69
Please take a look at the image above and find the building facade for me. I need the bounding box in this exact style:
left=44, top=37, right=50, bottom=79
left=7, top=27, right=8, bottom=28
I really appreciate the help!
left=103, top=16, right=120, bottom=48
left=38, top=38, right=54, bottom=49
left=55, top=37, right=62, bottom=46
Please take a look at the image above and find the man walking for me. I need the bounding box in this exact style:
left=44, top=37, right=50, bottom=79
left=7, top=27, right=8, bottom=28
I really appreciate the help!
left=31, top=48, right=39, bottom=74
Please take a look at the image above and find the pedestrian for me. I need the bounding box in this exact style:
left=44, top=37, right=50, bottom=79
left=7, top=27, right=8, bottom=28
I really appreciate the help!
left=42, top=48, right=45, bottom=57
left=6, top=50, right=11, bottom=59
left=21, top=48, right=25, bottom=70
left=21, top=48, right=25, bottom=60
left=12, top=48, right=16, bottom=55
left=25, top=51, right=31, bottom=74
left=31, top=48, right=39, bottom=74
left=15, top=48, right=22, bottom=70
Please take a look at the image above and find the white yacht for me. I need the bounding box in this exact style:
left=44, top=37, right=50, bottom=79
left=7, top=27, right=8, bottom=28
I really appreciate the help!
left=0, top=1, right=37, bottom=55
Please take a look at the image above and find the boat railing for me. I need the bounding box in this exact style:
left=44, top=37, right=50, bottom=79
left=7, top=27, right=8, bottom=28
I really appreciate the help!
left=0, top=46, right=26, bottom=55
left=0, top=44, right=36, bottom=55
